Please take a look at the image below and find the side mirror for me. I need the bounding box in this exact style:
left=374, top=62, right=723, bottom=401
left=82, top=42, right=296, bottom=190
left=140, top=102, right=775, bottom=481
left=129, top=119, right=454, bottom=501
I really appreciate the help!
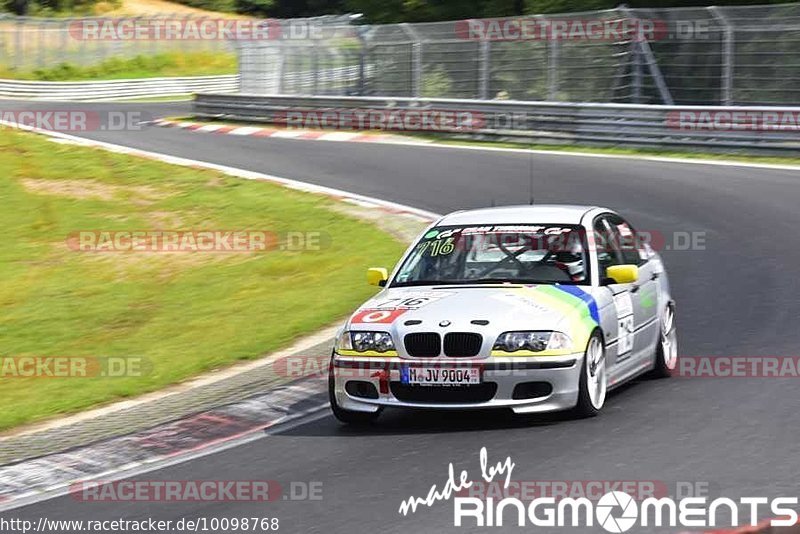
left=367, top=267, right=388, bottom=287
left=606, top=265, right=639, bottom=285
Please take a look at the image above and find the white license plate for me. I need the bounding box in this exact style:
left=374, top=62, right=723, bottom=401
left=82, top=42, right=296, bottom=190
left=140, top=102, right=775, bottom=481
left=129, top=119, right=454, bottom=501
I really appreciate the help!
left=401, top=366, right=481, bottom=386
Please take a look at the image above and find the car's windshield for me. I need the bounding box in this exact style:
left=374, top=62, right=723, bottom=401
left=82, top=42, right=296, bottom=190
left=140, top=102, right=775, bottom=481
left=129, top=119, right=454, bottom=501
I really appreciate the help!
left=392, top=224, right=589, bottom=287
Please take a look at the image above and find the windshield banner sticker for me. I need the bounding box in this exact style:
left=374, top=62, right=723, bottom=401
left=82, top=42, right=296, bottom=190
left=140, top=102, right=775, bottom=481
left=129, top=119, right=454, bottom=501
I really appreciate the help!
left=351, top=309, right=408, bottom=324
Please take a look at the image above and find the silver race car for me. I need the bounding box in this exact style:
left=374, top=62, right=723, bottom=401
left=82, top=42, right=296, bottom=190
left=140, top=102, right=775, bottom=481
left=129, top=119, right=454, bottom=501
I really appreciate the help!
left=329, top=205, right=677, bottom=423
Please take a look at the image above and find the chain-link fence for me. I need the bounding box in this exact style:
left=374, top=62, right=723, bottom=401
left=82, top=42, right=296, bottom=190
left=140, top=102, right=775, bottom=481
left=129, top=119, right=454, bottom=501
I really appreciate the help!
left=3, top=4, right=800, bottom=105
left=0, top=14, right=238, bottom=72
left=237, top=3, right=800, bottom=106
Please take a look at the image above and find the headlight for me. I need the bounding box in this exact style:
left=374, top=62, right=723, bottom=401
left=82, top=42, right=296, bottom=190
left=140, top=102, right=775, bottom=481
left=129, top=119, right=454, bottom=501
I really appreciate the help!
left=339, top=331, right=395, bottom=353
left=335, top=331, right=353, bottom=351
left=493, top=331, right=572, bottom=352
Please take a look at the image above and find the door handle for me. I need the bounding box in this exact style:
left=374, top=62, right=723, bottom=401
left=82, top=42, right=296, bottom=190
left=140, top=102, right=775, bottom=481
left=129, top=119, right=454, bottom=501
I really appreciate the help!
left=651, top=272, right=660, bottom=281
left=630, top=285, right=640, bottom=293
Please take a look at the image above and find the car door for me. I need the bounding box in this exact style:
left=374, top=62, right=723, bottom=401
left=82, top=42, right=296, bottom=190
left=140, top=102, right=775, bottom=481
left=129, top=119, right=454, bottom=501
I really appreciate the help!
left=593, top=215, right=639, bottom=372
left=605, top=215, right=660, bottom=359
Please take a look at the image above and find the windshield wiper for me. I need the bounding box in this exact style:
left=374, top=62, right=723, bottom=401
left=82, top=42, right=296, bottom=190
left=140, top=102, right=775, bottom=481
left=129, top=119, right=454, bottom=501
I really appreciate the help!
left=469, top=278, right=541, bottom=284
left=392, top=278, right=576, bottom=287
left=390, top=280, right=451, bottom=287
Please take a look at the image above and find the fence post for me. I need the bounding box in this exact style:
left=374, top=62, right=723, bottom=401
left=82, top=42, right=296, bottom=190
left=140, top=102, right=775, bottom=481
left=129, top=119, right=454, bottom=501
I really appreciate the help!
left=14, top=17, right=23, bottom=70
left=479, top=38, right=490, bottom=99
left=631, top=40, right=642, bottom=103
left=234, top=43, right=244, bottom=93
left=59, top=18, right=67, bottom=65
left=709, top=6, right=734, bottom=105
left=312, top=41, right=319, bottom=95
left=276, top=42, right=285, bottom=94
left=547, top=39, right=559, bottom=100
left=402, top=23, right=422, bottom=97
left=356, top=25, right=368, bottom=96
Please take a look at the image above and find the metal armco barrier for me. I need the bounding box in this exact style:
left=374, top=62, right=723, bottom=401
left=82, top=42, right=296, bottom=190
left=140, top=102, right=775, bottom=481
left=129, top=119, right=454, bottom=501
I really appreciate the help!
left=194, top=93, right=800, bottom=154
left=0, top=75, right=239, bottom=101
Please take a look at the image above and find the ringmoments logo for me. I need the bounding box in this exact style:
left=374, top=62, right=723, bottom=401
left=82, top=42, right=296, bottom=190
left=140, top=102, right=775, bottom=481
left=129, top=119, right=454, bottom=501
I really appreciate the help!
left=595, top=491, right=638, bottom=532
left=398, top=448, right=800, bottom=531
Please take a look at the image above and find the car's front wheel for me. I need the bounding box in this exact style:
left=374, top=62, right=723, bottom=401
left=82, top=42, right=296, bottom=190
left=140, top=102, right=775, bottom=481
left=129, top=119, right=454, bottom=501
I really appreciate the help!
left=573, top=331, right=607, bottom=418
left=328, top=359, right=382, bottom=425
left=651, top=304, right=678, bottom=378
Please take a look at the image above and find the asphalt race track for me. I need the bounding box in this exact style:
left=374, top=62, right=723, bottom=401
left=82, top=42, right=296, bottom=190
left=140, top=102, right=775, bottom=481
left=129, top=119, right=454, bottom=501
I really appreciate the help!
left=4, top=100, right=800, bottom=533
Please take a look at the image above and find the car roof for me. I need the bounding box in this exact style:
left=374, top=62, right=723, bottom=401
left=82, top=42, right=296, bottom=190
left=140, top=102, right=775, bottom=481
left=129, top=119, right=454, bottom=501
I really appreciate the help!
left=437, top=205, right=608, bottom=226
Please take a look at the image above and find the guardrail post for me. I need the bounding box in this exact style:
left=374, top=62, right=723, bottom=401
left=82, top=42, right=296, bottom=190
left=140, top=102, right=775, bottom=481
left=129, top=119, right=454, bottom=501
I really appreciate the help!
left=709, top=6, right=734, bottom=105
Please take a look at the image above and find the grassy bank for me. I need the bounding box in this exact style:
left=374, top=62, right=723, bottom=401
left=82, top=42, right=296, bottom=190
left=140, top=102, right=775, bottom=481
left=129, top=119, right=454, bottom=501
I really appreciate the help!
left=0, top=128, right=406, bottom=430
left=0, top=52, right=237, bottom=81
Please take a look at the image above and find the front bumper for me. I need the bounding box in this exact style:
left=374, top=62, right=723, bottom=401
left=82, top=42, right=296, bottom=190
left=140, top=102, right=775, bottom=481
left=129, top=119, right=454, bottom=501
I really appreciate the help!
left=330, top=352, right=583, bottom=414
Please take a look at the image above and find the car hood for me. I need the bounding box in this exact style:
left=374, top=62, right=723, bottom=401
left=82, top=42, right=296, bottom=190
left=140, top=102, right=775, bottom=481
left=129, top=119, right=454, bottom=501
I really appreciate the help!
left=345, top=284, right=600, bottom=352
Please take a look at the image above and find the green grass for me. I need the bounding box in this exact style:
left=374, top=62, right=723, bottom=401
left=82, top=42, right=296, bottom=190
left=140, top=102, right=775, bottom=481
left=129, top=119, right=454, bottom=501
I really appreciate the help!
left=0, top=128, right=406, bottom=430
left=0, top=52, right=237, bottom=81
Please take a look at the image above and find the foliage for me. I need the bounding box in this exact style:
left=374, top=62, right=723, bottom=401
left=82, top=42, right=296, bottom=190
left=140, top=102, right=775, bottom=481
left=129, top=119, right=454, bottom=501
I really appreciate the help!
left=0, top=52, right=237, bottom=81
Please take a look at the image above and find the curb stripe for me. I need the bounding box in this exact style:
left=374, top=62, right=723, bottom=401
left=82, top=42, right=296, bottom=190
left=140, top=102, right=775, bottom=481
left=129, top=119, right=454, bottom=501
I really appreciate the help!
left=147, top=119, right=800, bottom=171
left=149, top=118, right=430, bottom=147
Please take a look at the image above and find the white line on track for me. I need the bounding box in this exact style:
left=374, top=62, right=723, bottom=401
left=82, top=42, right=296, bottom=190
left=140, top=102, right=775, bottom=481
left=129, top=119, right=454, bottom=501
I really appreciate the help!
left=375, top=139, right=800, bottom=171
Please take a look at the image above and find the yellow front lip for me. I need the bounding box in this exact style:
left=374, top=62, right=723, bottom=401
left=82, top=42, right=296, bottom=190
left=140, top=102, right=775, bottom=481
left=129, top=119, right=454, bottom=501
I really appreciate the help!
left=490, top=349, right=574, bottom=357
left=336, top=349, right=399, bottom=357
left=335, top=349, right=573, bottom=357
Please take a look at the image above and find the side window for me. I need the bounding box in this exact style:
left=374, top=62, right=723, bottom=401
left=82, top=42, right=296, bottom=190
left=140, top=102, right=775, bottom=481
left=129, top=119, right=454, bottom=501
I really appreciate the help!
left=593, top=216, right=623, bottom=280
left=608, top=216, right=645, bottom=266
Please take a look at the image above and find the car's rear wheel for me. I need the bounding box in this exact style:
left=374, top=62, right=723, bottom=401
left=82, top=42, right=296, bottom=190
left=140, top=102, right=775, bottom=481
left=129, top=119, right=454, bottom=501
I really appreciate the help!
left=573, top=331, right=606, bottom=418
left=651, top=304, right=678, bottom=378
left=328, top=359, right=382, bottom=425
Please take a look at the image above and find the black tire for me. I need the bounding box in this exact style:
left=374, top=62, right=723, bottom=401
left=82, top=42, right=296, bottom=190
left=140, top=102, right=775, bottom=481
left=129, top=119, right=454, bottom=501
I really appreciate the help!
left=328, top=360, right=382, bottom=425
left=651, top=304, right=678, bottom=379
left=572, top=331, right=606, bottom=418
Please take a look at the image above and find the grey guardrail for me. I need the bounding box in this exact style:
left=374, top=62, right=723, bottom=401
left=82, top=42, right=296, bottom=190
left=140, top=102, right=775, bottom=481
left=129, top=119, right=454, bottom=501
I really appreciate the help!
left=193, top=93, right=800, bottom=154
left=1, top=75, right=239, bottom=101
